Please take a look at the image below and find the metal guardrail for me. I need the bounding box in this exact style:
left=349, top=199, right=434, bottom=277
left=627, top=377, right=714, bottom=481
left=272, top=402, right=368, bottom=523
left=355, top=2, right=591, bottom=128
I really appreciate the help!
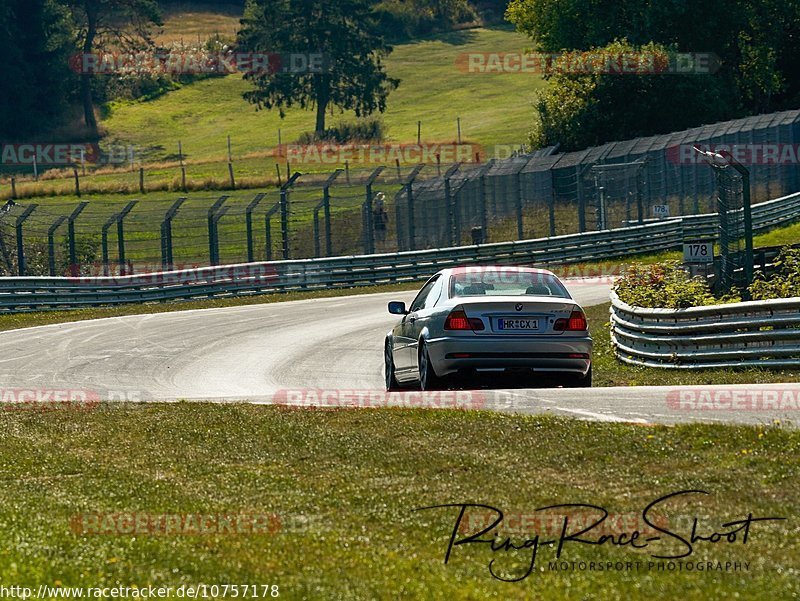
left=610, top=291, right=800, bottom=369
left=0, top=191, right=797, bottom=313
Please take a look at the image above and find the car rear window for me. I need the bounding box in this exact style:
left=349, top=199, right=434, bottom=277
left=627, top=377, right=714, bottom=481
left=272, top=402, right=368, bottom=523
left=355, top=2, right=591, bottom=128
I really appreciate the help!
left=449, top=270, right=571, bottom=298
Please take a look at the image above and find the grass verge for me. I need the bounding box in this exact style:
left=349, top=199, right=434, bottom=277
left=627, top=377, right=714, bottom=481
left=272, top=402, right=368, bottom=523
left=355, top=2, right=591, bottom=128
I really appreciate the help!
left=0, top=405, right=796, bottom=599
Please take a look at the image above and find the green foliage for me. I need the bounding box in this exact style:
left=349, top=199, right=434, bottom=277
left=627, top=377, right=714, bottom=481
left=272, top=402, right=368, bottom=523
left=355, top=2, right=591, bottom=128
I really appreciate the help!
left=0, top=0, right=76, bottom=138
left=60, top=234, right=101, bottom=274
left=614, top=261, right=741, bottom=309
left=296, top=117, right=386, bottom=144
left=507, top=0, right=800, bottom=149
left=238, top=0, right=399, bottom=135
left=528, top=40, right=735, bottom=151
left=373, top=0, right=476, bottom=40
left=749, top=246, right=800, bottom=300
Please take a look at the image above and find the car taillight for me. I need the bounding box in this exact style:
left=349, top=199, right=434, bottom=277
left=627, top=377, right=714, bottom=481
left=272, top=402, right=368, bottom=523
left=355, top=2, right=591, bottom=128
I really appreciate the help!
left=444, top=310, right=484, bottom=331
left=554, top=310, right=587, bottom=331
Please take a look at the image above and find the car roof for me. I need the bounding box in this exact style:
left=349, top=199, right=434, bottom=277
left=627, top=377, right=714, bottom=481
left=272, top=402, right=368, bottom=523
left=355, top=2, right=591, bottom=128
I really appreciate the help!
left=444, top=265, right=557, bottom=277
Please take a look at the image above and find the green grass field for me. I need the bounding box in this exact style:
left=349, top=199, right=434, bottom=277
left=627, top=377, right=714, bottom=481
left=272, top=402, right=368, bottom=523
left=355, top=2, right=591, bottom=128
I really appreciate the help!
left=0, top=405, right=796, bottom=599
left=102, top=26, right=542, bottom=161
left=0, top=26, right=543, bottom=200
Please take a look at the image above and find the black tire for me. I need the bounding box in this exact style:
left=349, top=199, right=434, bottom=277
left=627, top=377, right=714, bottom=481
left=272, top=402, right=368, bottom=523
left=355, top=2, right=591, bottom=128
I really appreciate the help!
left=419, top=342, right=445, bottom=391
left=385, top=339, right=401, bottom=391
left=563, top=366, right=592, bottom=388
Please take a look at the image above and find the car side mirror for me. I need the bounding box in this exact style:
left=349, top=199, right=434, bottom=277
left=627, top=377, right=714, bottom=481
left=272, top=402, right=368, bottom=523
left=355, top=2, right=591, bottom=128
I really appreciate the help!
left=388, top=301, right=408, bottom=315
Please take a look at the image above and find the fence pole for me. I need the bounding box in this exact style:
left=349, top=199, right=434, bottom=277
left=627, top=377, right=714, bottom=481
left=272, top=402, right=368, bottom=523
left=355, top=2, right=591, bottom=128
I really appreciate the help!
left=576, top=166, right=586, bottom=233
left=245, top=193, right=266, bottom=263
left=363, top=166, right=385, bottom=254
left=67, top=202, right=88, bottom=276
left=280, top=172, right=302, bottom=260
left=478, top=160, right=495, bottom=243
left=14, top=204, right=37, bottom=276
left=179, top=141, right=187, bottom=192
left=160, top=197, right=186, bottom=269
left=264, top=194, right=294, bottom=263
left=313, top=207, right=322, bottom=258
left=720, top=152, right=754, bottom=285
left=404, top=164, right=425, bottom=251
left=515, top=169, right=524, bottom=240
left=47, top=215, right=67, bottom=276
left=207, top=196, right=230, bottom=266
left=637, top=161, right=646, bottom=224
left=443, top=163, right=461, bottom=246
left=211, top=206, right=231, bottom=266
left=101, top=214, right=117, bottom=276
left=320, top=169, right=343, bottom=257
left=116, top=201, right=138, bottom=274
left=280, top=189, right=289, bottom=260
left=265, top=204, right=279, bottom=262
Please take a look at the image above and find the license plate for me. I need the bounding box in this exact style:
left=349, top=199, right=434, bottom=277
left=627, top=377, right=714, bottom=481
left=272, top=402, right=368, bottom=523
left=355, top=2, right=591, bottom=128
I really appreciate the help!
left=498, top=318, right=538, bottom=331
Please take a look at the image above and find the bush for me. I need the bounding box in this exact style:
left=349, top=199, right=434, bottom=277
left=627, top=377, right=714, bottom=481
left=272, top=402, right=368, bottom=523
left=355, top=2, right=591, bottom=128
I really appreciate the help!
left=527, top=40, right=736, bottom=151
left=297, top=117, right=387, bottom=144
left=373, top=0, right=477, bottom=41
left=749, top=246, right=800, bottom=300
left=614, top=262, right=741, bottom=309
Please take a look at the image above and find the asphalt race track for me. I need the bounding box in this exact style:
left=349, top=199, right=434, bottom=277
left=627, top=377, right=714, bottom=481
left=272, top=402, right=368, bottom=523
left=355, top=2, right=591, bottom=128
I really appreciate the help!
left=0, top=277, right=796, bottom=426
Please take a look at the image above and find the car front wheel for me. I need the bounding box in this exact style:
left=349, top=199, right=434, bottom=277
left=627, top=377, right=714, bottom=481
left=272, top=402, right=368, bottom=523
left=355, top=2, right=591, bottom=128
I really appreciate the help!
left=385, top=339, right=401, bottom=391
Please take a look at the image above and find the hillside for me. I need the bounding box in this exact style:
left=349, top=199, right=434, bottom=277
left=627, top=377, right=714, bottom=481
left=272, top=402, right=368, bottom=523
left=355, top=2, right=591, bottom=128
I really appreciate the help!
left=102, top=26, right=544, bottom=162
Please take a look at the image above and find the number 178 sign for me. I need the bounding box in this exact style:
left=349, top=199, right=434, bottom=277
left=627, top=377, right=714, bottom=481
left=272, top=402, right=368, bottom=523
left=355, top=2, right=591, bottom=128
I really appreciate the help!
left=683, top=241, right=714, bottom=263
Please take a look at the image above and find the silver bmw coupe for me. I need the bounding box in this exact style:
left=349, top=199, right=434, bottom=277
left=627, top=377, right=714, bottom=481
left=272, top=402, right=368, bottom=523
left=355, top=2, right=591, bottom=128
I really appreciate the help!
left=385, top=266, right=593, bottom=390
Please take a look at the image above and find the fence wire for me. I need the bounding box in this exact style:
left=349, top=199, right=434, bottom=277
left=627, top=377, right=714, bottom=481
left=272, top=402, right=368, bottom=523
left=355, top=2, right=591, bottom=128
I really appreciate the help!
left=2, top=108, right=799, bottom=275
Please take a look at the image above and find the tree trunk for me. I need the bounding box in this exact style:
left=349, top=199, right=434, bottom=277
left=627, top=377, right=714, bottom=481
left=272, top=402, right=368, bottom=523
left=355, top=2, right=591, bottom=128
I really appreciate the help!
left=315, top=97, right=327, bottom=136
left=81, top=3, right=99, bottom=135
left=81, top=74, right=97, bottom=134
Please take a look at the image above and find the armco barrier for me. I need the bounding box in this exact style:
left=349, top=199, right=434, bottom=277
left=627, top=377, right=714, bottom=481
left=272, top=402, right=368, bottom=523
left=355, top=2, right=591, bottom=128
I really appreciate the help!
left=610, top=291, right=800, bottom=369
left=0, top=191, right=797, bottom=313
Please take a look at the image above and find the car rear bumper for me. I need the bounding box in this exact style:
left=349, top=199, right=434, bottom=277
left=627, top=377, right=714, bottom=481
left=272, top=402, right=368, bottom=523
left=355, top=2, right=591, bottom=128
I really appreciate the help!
left=426, top=335, right=592, bottom=376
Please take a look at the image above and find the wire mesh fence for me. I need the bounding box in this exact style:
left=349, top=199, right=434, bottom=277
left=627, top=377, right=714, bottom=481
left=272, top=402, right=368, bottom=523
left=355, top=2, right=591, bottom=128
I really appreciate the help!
left=1, top=108, right=799, bottom=276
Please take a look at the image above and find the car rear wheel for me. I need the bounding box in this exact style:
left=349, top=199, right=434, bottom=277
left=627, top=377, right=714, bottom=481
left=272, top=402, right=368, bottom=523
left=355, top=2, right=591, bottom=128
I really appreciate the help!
left=563, top=366, right=592, bottom=388
left=419, top=343, right=445, bottom=391
left=385, top=339, right=401, bottom=391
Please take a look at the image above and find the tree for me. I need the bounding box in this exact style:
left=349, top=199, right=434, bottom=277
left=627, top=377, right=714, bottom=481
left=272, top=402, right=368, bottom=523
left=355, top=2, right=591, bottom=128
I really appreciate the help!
left=238, top=0, right=399, bottom=136
left=63, top=0, right=161, bottom=135
left=0, top=0, right=75, bottom=138
left=506, top=0, right=800, bottom=116
left=530, top=41, right=735, bottom=151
